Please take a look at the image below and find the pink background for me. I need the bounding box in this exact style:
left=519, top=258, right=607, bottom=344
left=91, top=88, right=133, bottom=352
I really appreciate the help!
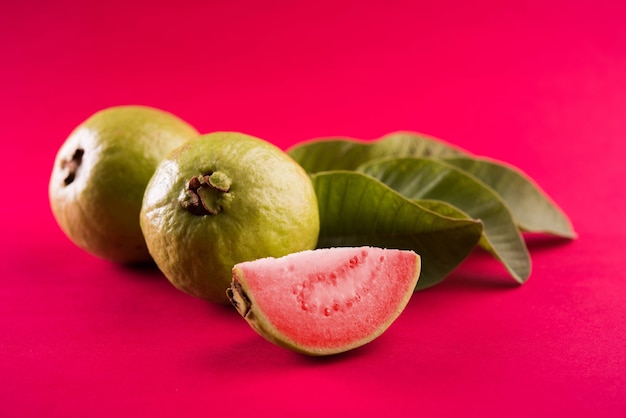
left=2, top=0, right=625, bottom=416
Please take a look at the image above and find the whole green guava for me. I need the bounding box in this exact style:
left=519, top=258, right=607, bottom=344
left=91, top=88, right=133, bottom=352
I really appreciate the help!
left=48, top=105, right=199, bottom=263
left=140, top=131, right=320, bottom=303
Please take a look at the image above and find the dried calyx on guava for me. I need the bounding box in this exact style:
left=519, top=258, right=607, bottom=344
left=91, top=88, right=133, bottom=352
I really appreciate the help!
left=227, top=246, right=421, bottom=356
left=48, top=105, right=199, bottom=264
left=140, top=131, right=320, bottom=304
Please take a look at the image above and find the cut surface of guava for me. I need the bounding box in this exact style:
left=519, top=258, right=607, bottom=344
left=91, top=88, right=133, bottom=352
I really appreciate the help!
left=228, top=246, right=420, bottom=356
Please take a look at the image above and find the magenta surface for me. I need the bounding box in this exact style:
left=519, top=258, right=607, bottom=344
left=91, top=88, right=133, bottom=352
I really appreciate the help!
left=2, top=1, right=625, bottom=416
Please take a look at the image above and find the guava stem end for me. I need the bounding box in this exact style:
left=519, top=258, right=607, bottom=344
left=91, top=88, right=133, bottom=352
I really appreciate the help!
left=60, top=148, right=85, bottom=186
left=180, top=172, right=230, bottom=216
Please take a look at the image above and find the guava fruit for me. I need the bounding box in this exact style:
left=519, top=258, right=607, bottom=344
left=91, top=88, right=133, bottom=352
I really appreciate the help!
left=227, top=246, right=421, bottom=355
left=48, top=105, right=199, bottom=263
left=140, top=131, right=320, bottom=303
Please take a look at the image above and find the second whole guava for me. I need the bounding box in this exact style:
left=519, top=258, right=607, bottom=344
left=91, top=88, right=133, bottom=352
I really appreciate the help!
left=48, top=105, right=199, bottom=263
left=140, top=132, right=320, bottom=303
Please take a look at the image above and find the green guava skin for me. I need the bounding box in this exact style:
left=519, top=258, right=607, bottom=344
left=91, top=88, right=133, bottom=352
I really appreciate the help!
left=140, top=132, right=321, bottom=304
left=48, top=105, right=199, bottom=264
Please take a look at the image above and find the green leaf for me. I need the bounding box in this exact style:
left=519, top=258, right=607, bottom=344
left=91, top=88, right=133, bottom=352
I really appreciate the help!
left=358, top=157, right=532, bottom=284
left=416, top=199, right=476, bottom=221
left=311, top=171, right=484, bottom=290
left=444, top=156, right=577, bottom=239
left=288, top=131, right=467, bottom=174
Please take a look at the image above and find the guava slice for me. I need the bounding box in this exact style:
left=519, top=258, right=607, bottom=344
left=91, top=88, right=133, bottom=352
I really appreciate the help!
left=227, top=246, right=421, bottom=356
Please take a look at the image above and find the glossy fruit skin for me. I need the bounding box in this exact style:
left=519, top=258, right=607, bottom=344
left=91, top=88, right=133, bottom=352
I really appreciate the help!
left=140, top=132, right=320, bottom=303
left=48, top=105, right=199, bottom=263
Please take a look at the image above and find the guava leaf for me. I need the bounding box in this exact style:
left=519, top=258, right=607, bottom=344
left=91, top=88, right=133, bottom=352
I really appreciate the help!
left=311, top=171, right=483, bottom=290
left=288, top=131, right=467, bottom=174
left=416, top=199, right=475, bottom=220
left=358, top=158, right=532, bottom=284
left=444, top=156, right=577, bottom=239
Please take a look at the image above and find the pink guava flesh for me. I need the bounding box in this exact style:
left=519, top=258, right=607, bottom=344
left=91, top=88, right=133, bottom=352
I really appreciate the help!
left=229, top=247, right=421, bottom=355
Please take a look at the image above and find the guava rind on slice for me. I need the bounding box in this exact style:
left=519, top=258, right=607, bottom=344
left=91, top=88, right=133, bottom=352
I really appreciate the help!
left=228, top=246, right=421, bottom=356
